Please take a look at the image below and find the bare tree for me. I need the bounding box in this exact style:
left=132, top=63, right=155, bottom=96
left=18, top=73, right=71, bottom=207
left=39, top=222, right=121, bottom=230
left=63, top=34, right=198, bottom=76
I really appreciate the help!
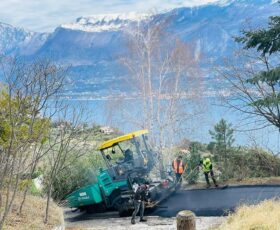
left=17, top=124, right=62, bottom=215
left=116, top=17, right=203, bottom=173
left=43, top=106, right=90, bottom=223
left=0, top=56, right=65, bottom=229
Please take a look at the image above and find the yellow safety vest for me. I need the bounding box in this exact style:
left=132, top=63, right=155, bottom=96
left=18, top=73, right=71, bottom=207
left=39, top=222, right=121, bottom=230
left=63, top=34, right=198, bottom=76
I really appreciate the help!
left=202, top=158, right=212, bottom=173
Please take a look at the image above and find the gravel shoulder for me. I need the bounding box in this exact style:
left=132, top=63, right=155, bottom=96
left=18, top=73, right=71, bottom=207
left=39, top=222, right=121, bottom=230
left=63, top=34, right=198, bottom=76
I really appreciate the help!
left=65, top=215, right=226, bottom=230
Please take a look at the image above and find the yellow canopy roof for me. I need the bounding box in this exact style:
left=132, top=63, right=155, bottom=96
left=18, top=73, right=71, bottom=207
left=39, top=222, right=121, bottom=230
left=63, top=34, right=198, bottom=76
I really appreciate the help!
left=99, top=130, right=148, bottom=150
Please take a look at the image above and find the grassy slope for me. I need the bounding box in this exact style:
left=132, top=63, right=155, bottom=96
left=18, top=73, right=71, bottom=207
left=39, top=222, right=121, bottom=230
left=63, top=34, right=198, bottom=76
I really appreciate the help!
left=217, top=200, right=280, bottom=230
left=4, top=193, right=62, bottom=230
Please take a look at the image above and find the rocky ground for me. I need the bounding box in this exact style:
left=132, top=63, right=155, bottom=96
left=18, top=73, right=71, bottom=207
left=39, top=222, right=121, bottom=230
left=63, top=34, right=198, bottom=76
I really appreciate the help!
left=65, top=215, right=226, bottom=230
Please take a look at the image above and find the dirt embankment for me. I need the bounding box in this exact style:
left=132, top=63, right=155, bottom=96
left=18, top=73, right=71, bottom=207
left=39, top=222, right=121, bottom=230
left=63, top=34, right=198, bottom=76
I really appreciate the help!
left=3, top=193, right=63, bottom=230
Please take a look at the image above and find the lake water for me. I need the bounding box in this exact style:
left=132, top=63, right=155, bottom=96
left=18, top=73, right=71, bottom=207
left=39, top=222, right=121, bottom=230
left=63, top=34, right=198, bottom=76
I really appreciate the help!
left=55, top=96, right=280, bottom=153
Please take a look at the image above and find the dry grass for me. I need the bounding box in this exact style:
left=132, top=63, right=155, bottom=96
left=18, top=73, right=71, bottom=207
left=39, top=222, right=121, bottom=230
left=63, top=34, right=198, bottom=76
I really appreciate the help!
left=217, top=199, right=280, bottom=230
left=3, top=193, right=63, bottom=230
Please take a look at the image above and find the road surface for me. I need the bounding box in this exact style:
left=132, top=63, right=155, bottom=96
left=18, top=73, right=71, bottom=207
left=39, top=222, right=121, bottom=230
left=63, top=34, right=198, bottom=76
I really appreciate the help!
left=64, top=185, right=280, bottom=229
left=150, top=185, right=280, bottom=216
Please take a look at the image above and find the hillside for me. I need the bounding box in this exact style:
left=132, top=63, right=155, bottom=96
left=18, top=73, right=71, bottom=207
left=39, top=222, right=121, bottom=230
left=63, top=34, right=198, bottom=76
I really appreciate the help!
left=3, top=193, right=62, bottom=230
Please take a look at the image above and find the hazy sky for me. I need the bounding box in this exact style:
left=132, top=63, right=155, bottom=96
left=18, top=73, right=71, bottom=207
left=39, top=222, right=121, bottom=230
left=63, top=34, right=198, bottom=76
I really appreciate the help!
left=0, top=0, right=219, bottom=32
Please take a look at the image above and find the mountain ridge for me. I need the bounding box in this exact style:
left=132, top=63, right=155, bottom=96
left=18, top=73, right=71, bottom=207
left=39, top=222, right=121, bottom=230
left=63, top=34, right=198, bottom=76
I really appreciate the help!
left=61, top=12, right=150, bottom=32
left=0, top=22, right=48, bottom=55
left=0, top=0, right=278, bottom=97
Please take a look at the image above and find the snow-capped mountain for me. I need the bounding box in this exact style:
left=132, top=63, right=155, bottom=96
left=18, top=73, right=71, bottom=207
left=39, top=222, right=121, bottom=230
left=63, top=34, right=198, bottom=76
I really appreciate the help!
left=0, top=0, right=278, bottom=97
left=0, top=22, right=48, bottom=55
left=61, top=12, right=150, bottom=32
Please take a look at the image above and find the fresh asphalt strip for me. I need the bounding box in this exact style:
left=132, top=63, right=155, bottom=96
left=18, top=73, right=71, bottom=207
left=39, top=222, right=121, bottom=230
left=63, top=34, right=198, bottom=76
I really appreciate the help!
left=149, top=185, right=280, bottom=217
left=64, top=185, right=280, bottom=222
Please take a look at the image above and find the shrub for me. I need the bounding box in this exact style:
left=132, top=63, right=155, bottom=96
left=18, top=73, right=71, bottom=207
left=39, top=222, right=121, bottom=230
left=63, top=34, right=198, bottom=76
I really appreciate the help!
left=218, top=199, right=280, bottom=230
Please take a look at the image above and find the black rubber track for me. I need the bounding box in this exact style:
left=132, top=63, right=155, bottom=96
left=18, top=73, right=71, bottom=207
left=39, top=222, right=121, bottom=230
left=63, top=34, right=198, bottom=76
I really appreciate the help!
left=149, top=185, right=280, bottom=217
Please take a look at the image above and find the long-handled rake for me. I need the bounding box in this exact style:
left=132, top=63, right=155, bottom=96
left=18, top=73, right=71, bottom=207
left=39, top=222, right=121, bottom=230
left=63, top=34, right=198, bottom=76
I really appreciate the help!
left=176, top=165, right=200, bottom=186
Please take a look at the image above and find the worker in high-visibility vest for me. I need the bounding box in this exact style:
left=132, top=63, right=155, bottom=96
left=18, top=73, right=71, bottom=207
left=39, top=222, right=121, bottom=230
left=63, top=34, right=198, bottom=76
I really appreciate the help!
left=200, top=155, right=218, bottom=188
left=172, top=155, right=185, bottom=183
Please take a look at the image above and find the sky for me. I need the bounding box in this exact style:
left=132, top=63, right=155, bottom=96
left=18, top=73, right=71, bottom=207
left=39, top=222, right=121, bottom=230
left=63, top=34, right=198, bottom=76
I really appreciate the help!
left=0, top=0, right=219, bottom=32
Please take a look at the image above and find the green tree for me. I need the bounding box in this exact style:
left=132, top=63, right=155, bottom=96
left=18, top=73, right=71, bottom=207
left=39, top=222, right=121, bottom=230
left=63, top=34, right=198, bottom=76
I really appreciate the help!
left=222, top=6, right=280, bottom=130
left=209, top=119, right=235, bottom=179
left=238, top=13, right=280, bottom=128
left=0, top=90, right=50, bottom=149
left=237, top=13, right=280, bottom=55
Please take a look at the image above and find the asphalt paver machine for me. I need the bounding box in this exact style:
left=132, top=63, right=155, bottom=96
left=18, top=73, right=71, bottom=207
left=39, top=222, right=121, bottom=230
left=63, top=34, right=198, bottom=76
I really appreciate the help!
left=66, top=130, right=176, bottom=216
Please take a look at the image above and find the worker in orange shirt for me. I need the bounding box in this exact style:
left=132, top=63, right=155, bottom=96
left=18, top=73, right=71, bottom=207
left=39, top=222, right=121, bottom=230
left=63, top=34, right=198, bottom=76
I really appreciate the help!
left=172, top=155, right=185, bottom=183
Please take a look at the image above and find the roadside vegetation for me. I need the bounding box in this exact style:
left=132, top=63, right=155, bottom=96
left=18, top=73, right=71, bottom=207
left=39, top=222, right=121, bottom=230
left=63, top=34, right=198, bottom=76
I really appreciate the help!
left=0, top=56, right=121, bottom=229
left=218, top=199, right=280, bottom=230
left=175, top=120, right=280, bottom=185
